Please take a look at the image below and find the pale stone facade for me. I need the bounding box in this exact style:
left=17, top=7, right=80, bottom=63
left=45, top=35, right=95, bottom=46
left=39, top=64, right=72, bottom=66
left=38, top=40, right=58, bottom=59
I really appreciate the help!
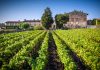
left=51, top=21, right=56, bottom=29
left=6, top=21, right=21, bottom=26
left=6, top=19, right=42, bottom=26
left=64, top=10, right=88, bottom=28
left=23, top=19, right=42, bottom=26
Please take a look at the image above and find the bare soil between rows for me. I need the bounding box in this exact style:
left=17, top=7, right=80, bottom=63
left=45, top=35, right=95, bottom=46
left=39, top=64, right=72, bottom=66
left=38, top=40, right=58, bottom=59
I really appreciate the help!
left=45, top=32, right=64, bottom=70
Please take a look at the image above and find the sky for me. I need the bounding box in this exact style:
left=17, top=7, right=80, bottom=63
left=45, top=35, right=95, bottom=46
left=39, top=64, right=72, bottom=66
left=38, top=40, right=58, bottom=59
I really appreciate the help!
left=0, top=0, right=100, bottom=23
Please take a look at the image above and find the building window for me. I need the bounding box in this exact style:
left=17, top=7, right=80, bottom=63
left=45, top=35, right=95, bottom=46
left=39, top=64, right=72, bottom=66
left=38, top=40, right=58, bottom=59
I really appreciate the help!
left=76, top=18, right=79, bottom=22
left=84, top=18, right=86, bottom=21
left=71, top=18, right=74, bottom=21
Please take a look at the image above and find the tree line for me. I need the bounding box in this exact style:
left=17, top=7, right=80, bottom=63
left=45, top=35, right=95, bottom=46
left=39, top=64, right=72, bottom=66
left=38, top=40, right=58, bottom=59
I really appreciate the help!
left=41, top=7, right=69, bottom=29
left=17, top=7, right=69, bottom=30
left=18, top=7, right=99, bottom=30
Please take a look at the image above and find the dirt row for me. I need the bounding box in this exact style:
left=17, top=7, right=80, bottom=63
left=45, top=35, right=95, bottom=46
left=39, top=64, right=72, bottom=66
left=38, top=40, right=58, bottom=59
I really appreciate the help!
left=45, top=32, right=64, bottom=70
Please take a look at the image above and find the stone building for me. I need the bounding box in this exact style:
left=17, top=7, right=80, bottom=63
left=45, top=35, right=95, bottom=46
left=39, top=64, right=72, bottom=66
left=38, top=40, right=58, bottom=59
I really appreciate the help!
left=5, top=19, right=42, bottom=26
left=64, top=10, right=88, bottom=28
left=0, top=23, right=5, bottom=27
left=0, top=23, right=5, bottom=29
left=6, top=21, right=21, bottom=26
left=23, top=19, right=42, bottom=26
left=51, top=21, right=56, bottom=29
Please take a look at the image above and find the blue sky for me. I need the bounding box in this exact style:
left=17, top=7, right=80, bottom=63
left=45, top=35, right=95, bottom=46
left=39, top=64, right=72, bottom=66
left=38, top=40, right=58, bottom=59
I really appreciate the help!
left=0, top=0, right=100, bottom=23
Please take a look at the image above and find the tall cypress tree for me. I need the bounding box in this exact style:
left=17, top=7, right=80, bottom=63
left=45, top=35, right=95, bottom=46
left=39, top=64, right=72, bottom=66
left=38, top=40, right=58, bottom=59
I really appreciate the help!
left=41, top=7, right=53, bottom=29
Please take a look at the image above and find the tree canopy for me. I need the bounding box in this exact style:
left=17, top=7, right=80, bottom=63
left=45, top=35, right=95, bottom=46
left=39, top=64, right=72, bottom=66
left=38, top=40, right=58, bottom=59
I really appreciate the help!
left=41, top=7, right=53, bottom=29
left=55, top=13, right=69, bottom=29
left=92, top=19, right=96, bottom=25
left=19, top=22, right=30, bottom=30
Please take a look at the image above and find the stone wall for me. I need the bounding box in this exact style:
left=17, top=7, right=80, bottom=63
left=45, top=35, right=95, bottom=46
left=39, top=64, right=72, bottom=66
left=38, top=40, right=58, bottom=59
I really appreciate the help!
left=65, top=11, right=88, bottom=28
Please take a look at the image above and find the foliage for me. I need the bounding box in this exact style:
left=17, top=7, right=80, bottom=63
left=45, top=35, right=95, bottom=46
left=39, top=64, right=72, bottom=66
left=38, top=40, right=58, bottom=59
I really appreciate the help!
left=55, top=13, right=69, bottom=29
left=0, top=29, right=100, bottom=70
left=19, top=22, right=30, bottom=30
left=0, top=31, right=42, bottom=51
left=97, top=20, right=100, bottom=25
left=41, top=7, right=54, bottom=29
left=1, top=65, right=10, bottom=70
left=34, top=25, right=45, bottom=30
left=63, top=26, right=69, bottom=30
left=92, top=19, right=100, bottom=25
left=92, top=19, right=96, bottom=25
left=53, top=32, right=77, bottom=70
left=33, top=32, right=48, bottom=70
left=0, top=30, right=44, bottom=69
left=6, top=26, right=18, bottom=29
left=9, top=31, right=46, bottom=70
left=55, top=29, right=100, bottom=70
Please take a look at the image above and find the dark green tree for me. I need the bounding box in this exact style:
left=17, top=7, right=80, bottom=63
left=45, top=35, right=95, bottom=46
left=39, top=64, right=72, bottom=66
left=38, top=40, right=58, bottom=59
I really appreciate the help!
left=55, top=13, right=69, bottom=29
left=97, top=20, right=100, bottom=25
left=92, top=19, right=96, bottom=25
left=41, top=7, right=53, bottom=29
left=92, top=19, right=100, bottom=25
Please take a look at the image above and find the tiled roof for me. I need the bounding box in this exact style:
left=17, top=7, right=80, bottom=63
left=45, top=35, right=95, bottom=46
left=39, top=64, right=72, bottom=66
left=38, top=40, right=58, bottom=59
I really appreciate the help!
left=5, top=19, right=41, bottom=23
left=6, top=21, right=21, bottom=23
left=23, top=19, right=41, bottom=22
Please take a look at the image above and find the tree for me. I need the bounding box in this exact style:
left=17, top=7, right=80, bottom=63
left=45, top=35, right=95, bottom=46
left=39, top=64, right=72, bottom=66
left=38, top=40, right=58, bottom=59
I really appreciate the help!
left=19, top=22, right=30, bottom=30
left=92, top=19, right=96, bottom=25
left=55, top=13, right=69, bottom=29
left=92, top=19, right=100, bottom=25
left=41, top=7, right=53, bottom=29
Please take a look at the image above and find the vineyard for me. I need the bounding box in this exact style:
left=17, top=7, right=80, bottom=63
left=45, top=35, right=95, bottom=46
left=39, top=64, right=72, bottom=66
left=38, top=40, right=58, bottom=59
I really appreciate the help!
left=0, top=29, right=100, bottom=70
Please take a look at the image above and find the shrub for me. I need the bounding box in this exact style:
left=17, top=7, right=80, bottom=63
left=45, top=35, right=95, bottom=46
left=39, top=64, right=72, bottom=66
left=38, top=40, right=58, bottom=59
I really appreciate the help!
left=19, top=22, right=30, bottom=30
left=1, top=65, right=10, bottom=70
left=1, top=50, right=13, bottom=62
left=34, top=25, right=45, bottom=30
left=63, top=26, right=69, bottom=30
left=97, top=20, right=100, bottom=25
